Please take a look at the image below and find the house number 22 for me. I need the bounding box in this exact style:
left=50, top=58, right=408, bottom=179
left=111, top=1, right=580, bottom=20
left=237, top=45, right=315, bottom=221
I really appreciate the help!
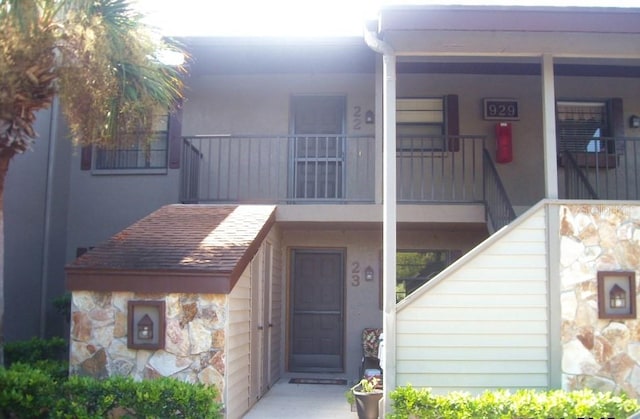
left=351, top=261, right=361, bottom=286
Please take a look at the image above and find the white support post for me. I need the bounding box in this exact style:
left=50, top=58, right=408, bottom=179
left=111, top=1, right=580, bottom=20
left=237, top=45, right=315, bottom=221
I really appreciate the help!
left=381, top=52, right=397, bottom=414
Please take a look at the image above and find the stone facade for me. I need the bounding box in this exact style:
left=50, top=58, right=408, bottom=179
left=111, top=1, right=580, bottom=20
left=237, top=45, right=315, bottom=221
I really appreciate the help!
left=560, top=204, right=640, bottom=397
left=70, top=291, right=226, bottom=401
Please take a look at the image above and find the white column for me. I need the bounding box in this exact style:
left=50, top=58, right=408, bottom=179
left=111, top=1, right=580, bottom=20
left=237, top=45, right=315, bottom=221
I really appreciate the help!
left=541, top=54, right=559, bottom=199
left=381, top=52, right=397, bottom=410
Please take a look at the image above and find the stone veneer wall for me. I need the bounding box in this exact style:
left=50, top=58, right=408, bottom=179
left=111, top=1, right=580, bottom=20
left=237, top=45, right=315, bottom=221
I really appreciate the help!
left=70, top=291, right=226, bottom=401
left=560, top=204, right=640, bottom=397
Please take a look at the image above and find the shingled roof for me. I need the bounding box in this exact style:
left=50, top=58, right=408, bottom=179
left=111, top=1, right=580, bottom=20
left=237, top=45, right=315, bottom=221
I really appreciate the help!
left=66, top=204, right=276, bottom=294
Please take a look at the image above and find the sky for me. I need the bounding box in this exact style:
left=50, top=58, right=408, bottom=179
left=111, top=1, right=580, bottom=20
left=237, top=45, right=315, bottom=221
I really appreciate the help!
left=135, top=0, right=640, bottom=37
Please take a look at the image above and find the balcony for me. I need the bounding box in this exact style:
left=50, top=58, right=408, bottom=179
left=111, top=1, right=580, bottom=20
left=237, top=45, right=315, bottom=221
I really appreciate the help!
left=561, top=136, right=640, bottom=200
left=180, top=134, right=496, bottom=203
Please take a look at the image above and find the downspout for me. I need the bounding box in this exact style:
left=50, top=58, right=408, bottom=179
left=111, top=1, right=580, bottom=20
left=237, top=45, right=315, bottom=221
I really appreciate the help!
left=40, top=98, right=59, bottom=338
left=364, top=23, right=397, bottom=413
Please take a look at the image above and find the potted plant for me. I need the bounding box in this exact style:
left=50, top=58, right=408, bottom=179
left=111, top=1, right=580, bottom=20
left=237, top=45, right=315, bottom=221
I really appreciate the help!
left=350, top=377, right=383, bottom=419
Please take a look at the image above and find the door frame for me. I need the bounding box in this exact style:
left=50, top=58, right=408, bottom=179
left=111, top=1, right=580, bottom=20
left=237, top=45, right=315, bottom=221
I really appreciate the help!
left=287, top=247, right=346, bottom=372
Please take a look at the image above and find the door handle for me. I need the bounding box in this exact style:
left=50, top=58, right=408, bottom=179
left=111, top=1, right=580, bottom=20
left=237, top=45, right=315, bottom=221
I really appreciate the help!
left=258, top=325, right=264, bottom=330
left=268, top=323, right=273, bottom=328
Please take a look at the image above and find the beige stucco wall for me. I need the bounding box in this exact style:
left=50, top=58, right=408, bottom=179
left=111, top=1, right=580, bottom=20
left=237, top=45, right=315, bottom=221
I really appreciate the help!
left=560, top=203, right=640, bottom=397
left=183, top=73, right=376, bottom=137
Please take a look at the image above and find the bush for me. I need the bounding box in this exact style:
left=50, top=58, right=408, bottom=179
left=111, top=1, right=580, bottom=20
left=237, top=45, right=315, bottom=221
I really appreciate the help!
left=0, top=364, right=222, bottom=418
left=56, top=375, right=222, bottom=418
left=0, top=365, right=58, bottom=418
left=4, top=336, right=67, bottom=366
left=389, top=385, right=640, bottom=419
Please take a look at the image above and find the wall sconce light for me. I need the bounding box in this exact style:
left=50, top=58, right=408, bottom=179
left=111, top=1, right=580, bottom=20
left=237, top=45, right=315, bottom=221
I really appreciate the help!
left=365, top=110, right=375, bottom=124
left=137, top=314, right=154, bottom=340
left=609, top=284, right=627, bottom=309
left=597, top=271, right=636, bottom=319
left=630, top=115, right=640, bottom=128
left=365, top=266, right=374, bottom=282
left=128, top=300, right=166, bottom=350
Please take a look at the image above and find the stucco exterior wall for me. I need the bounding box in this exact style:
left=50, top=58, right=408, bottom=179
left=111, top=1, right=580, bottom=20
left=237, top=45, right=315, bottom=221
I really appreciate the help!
left=5, top=105, right=72, bottom=341
left=560, top=203, right=640, bottom=397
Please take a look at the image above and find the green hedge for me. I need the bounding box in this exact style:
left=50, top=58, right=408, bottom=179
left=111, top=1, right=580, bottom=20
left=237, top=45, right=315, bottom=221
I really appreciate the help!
left=0, top=365, right=222, bottom=418
left=389, top=385, right=640, bottom=419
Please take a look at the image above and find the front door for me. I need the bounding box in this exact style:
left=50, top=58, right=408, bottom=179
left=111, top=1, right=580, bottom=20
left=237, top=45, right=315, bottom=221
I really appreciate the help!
left=289, top=249, right=345, bottom=372
left=291, top=96, right=346, bottom=200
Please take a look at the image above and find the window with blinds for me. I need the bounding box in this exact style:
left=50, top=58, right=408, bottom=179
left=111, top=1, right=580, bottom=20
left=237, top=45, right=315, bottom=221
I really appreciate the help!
left=396, top=98, right=445, bottom=151
left=556, top=101, right=610, bottom=154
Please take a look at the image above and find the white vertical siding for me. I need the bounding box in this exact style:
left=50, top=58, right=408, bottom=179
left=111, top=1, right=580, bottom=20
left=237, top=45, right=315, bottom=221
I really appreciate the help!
left=396, top=206, right=550, bottom=394
left=268, top=229, right=283, bottom=385
left=226, top=268, right=252, bottom=419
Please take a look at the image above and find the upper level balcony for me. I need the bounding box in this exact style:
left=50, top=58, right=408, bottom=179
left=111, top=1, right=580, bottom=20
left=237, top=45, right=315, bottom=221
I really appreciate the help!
left=180, top=134, right=492, bottom=203
left=179, top=134, right=518, bottom=230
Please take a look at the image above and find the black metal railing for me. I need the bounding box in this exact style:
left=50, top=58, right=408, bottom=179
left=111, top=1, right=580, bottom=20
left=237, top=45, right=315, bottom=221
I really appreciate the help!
left=562, top=150, right=598, bottom=200
left=560, top=136, right=640, bottom=200
left=180, top=134, right=491, bottom=205
left=483, top=149, right=516, bottom=232
left=180, top=135, right=375, bottom=203
left=396, top=135, right=486, bottom=203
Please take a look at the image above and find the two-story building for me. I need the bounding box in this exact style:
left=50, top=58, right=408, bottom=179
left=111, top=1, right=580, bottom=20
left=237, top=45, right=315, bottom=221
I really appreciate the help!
left=6, top=5, right=640, bottom=418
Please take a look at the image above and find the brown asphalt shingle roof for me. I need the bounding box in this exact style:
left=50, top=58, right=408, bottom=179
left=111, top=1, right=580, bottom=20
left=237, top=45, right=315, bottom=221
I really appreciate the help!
left=66, top=204, right=276, bottom=294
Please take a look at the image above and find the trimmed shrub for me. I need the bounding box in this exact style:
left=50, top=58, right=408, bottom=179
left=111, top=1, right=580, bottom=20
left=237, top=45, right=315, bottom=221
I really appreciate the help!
left=0, top=365, right=58, bottom=418
left=56, top=375, right=222, bottom=418
left=0, top=364, right=222, bottom=418
left=389, top=385, right=640, bottom=419
left=4, top=336, right=67, bottom=365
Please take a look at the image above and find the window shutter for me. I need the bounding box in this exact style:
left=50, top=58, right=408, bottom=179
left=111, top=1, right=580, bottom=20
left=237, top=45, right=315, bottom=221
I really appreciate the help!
left=80, top=146, right=92, bottom=170
left=168, top=104, right=183, bottom=169
left=446, top=94, right=460, bottom=152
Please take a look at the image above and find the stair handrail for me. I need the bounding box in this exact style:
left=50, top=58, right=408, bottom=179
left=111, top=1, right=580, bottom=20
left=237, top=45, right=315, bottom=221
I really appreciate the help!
left=482, top=149, right=516, bottom=232
left=561, top=150, right=598, bottom=200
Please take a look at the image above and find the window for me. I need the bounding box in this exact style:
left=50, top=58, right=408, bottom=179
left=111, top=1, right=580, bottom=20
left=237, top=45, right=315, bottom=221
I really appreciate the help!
left=396, top=249, right=461, bottom=301
left=396, top=98, right=445, bottom=151
left=94, top=114, right=170, bottom=170
left=556, top=101, right=618, bottom=156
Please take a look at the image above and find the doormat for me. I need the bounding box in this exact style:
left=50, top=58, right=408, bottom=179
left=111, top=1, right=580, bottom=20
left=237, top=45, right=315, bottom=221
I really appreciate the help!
left=289, top=378, right=348, bottom=385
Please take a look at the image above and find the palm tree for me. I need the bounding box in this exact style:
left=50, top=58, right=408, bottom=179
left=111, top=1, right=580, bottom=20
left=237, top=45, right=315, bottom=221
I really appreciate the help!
left=0, top=0, right=186, bottom=364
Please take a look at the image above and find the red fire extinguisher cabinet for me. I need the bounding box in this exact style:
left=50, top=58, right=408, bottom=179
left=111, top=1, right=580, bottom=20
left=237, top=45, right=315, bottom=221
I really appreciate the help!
left=496, top=122, right=513, bottom=163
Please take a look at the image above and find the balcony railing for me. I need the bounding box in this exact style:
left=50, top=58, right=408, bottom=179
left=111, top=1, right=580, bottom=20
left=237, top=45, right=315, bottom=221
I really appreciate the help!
left=560, top=136, right=640, bottom=200
left=180, top=134, right=487, bottom=205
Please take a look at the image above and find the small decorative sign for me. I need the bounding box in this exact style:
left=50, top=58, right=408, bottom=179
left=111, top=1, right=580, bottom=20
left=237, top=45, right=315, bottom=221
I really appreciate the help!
left=127, top=300, right=166, bottom=350
left=483, top=98, right=519, bottom=120
left=597, top=271, right=636, bottom=319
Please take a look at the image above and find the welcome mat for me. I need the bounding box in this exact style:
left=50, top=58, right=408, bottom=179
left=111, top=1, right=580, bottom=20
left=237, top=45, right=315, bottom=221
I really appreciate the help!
left=289, top=378, right=348, bottom=385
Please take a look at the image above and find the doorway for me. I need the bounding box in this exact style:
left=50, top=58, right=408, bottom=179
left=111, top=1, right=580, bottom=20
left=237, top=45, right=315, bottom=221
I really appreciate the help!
left=291, top=95, right=346, bottom=200
left=289, top=249, right=345, bottom=372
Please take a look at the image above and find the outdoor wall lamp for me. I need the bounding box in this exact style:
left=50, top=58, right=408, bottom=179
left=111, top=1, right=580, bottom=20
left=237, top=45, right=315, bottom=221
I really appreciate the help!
left=365, top=110, right=374, bottom=124
left=128, top=300, right=166, bottom=350
left=597, top=271, right=636, bottom=319
left=137, top=314, right=154, bottom=340
left=609, top=284, right=627, bottom=309
left=365, top=266, right=374, bottom=282
left=630, top=115, right=640, bottom=128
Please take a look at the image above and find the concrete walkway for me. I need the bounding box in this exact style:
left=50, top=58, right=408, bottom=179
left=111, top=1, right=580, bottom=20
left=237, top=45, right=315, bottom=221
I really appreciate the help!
left=242, top=378, right=358, bottom=419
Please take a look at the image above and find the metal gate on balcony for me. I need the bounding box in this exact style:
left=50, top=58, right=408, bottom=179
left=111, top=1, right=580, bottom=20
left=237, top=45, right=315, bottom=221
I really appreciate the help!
left=291, top=96, right=346, bottom=200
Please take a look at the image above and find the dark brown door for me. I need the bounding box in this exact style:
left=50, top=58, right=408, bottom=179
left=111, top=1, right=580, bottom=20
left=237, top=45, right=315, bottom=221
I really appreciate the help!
left=289, top=249, right=344, bottom=372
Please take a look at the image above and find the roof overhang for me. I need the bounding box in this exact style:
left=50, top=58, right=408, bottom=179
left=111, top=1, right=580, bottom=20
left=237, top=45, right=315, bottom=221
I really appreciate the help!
left=376, top=6, right=640, bottom=59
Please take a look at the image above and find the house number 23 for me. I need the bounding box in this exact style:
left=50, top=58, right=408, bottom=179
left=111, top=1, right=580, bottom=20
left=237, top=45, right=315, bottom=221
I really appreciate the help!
left=351, top=261, right=361, bottom=286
